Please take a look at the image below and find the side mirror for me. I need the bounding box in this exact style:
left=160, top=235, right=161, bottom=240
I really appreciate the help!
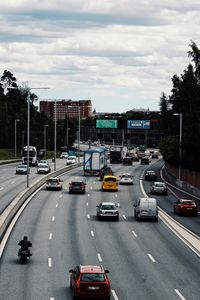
left=69, top=269, right=74, bottom=273
left=133, top=204, right=136, bottom=207
left=96, top=205, right=99, bottom=208
left=105, top=270, right=109, bottom=274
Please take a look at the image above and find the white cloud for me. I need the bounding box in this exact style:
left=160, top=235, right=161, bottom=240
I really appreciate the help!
left=0, top=1, right=199, bottom=112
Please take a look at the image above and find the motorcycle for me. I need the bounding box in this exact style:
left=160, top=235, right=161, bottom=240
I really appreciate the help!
left=18, top=249, right=31, bottom=264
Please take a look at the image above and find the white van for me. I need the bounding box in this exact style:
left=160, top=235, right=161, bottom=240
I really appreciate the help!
left=134, top=198, right=158, bottom=222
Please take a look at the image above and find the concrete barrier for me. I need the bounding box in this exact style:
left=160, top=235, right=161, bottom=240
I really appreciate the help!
left=0, top=162, right=82, bottom=242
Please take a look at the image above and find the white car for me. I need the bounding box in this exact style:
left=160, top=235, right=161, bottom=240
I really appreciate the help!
left=60, top=152, right=68, bottom=159
left=119, top=173, right=134, bottom=185
left=66, top=156, right=77, bottom=165
left=37, top=163, right=51, bottom=174
left=96, top=202, right=119, bottom=221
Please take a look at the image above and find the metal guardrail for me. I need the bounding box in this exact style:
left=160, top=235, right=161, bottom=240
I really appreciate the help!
left=0, top=162, right=82, bottom=243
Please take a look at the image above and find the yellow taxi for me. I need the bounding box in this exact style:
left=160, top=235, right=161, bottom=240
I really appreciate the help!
left=101, top=175, right=119, bottom=191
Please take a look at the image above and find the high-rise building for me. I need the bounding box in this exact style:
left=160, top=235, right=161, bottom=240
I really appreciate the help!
left=40, top=99, right=92, bottom=120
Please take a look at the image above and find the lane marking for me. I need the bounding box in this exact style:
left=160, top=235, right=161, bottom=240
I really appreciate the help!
left=111, top=289, right=119, bottom=300
left=132, top=230, right=137, bottom=237
left=148, top=253, right=156, bottom=263
left=49, top=233, right=53, bottom=240
left=117, top=203, right=120, bottom=207
left=88, top=194, right=90, bottom=197
left=174, top=289, right=186, bottom=300
left=122, top=215, right=126, bottom=220
left=86, top=202, right=88, bottom=206
left=115, top=194, right=118, bottom=198
left=91, top=230, right=94, bottom=237
left=52, top=216, right=55, bottom=222
left=11, top=181, right=15, bottom=184
left=50, top=298, right=54, bottom=300
left=56, top=203, right=58, bottom=208
left=59, top=194, right=62, bottom=198
left=97, top=253, right=102, bottom=262
left=48, top=258, right=52, bottom=268
left=87, top=214, right=90, bottom=219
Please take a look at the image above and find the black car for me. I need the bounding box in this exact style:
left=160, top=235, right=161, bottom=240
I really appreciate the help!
left=69, top=181, right=86, bottom=194
left=122, top=157, right=133, bottom=165
left=144, top=170, right=157, bottom=181
left=141, top=157, right=149, bottom=165
left=100, top=167, right=113, bottom=181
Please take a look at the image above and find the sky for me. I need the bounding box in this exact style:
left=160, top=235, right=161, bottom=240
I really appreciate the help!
left=0, top=1, right=200, bottom=113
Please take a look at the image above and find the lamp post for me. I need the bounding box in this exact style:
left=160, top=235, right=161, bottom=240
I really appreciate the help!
left=173, top=113, right=182, bottom=181
left=44, top=125, right=49, bottom=159
left=66, top=127, right=70, bottom=145
left=26, top=86, right=50, bottom=188
left=54, top=99, right=57, bottom=171
left=78, top=106, right=81, bottom=163
left=15, top=119, right=20, bottom=158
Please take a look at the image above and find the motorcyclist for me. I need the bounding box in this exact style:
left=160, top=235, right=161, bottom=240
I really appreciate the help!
left=18, top=236, right=32, bottom=257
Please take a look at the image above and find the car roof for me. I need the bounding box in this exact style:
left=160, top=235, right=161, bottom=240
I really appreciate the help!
left=121, top=173, right=131, bottom=176
left=154, top=181, right=165, bottom=185
left=146, top=170, right=156, bottom=173
left=79, top=265, right=104, bottom=274
left=48, top=177, right=59, bottom=180
left=103, top=175, right=117, bottom=179
left=179, top=199, right=194, bottom=203
left=140, top=197, right=157, bottom=203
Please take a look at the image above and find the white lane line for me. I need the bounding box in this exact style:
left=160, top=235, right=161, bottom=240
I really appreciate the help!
left=86, top=202, right=88, bottom=206
left=132, top=230, right=137, bottom=237
left=88, top=194, right=90, bottom=197
left=11, top=181, right=15, bottom=184
left=49, top=233, right=53, bottom=240
left=115, top=194, right=118, bottom=198
left=59, top=194, right=62, bottom=198
left=147, top=253, right=156, bottom=263
left=52, top=216, right=55, bottom=222
left=91, top=230, right=94, bottom=237
left=87, top=214, right=90, bottom=219
left=50, top=298, right=54, bottom=300
left=90, top=186, right=93, bottom=190
left=117, top=203, right=120, bottom=207
left=97, top=253, right=102, bottom=262
left=48, top=258, right=52, bottom=268
left=122, top=215, right=126, bottom=220
left=0, top=187, right=3, bottom=191
left=111, top=289, right=119, bottom=300
left=56, top=203, right=58, bottom=208
left=174, top=289, right=186, bottom=300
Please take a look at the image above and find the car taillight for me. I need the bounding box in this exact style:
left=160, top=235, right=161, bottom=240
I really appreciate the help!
left=76, top=279, right=80, bottom=288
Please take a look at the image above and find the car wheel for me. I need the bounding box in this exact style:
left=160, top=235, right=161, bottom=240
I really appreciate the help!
left=154, top=217, right=158, bottom=222
left=116, top=216, right=119, bottom=221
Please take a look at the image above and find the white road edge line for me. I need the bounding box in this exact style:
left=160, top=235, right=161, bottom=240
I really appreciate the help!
left=174, top=289, right=186, bottom=300
left=147, top=253, right=156, bottom=263
left=91, top=230, right=94, bottom=237
left=97, top=253, right=102, bottom=262
left=111, top=289, right=119, bottom=300
left=49, top=233, right=53, bottom=240
left=48, top=258, right=52, bottom=268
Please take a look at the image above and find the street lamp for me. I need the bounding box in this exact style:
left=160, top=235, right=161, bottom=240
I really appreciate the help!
left=66, top=127, right=70, bottom=145
left=44, top=125, right=49, bottom=159
left=78, top=106, right=81, bottom=163
left=15, top=119, right=20, bottom=158
left=54, top=99, right=57, bottom=171
left=173, top=113, right=182, bottom=181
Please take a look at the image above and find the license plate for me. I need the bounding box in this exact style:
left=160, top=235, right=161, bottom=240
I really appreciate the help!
left=88, top=286, right=99, bottom=290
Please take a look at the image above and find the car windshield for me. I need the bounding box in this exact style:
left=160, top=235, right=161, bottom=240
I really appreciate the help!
left=72, top=182, right=82, bottom=186
left=81, top=273, right=105, bottom=282
left=181, top=201, right=195, bottom=205
left=18, top=165, right=27, bottom=168
left=48, top=179, right=58, bottom=183
left=105, top=177, right=116, bottom=182
left=155, top=183, right=165, bottom=187
left=39, top=165, right=48, bottom=168
left=101, top=204, right=116, bottom=210
left=122, top=174, right=131, bottom=178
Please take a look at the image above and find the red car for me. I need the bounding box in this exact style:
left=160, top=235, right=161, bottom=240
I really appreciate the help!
left=69, top=265, right=111, bottom=299
left=69, top=181, right=86, bottom=194
left=174, top=199, right=198, bottom=216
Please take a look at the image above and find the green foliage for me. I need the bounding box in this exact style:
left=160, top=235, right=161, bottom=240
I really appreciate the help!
left=159, top=136, right=179, bottom=165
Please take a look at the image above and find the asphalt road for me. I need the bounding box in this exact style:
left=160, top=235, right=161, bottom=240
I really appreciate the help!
left=0, top=160, right=199, bottom=300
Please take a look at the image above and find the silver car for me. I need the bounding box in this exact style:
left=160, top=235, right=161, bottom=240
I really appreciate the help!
left=150, top=181, right=167, bottom=195
left=96, top=202, right=119, bottom=221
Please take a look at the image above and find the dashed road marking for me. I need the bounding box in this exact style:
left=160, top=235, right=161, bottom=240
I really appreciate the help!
left=115, top=194, right=118, bottom=198
left=122, top=215, right=126, bottom=220
left=86, top=202, right=88, bottom=206
left=88, top=194, right=90, bottom=197
left=174, top=289, right=186, bottom=300
left=97, top=253, right=102, bottom=262
left=148, top=253, right=156, bottom=263
left=11, top=181, right=15, bottom=184
left=52, top=216, right=55, bottom=222
left=91, top=230, right=94, bottom=237
left=49, top=233, right=52, bottom=240
left=87, top=214, right=90, bottom=219
left=48, top=258, right=52, bottom=268
left=112, top=289, right=119, bottom=300
left=0, top=187, right=3, bottom=191
left=50, top=298, right=54, bottom=300
left=132, top=230, right=137, bottom=237
left=56, top=203, right=58, bottom=207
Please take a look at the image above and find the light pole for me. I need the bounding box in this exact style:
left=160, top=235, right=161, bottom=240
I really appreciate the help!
left=66, top=127, right=70, bottom=145
left=54, top=99, right=57, bottom=171
left=78, top=106, right=81, bottom=163
left=15, top=119, right=20, bottom=158
left=44, top=125, right=49, bottom=159
left=173, top=113, right=182, bottom=181
left=26, top=86, right=50, bottom=188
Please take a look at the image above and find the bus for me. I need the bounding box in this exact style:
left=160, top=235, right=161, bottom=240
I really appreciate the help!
left=22, top=146, right=37, bottom=166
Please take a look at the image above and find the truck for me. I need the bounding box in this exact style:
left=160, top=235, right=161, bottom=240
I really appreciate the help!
left=22, top=146, right=37, bottom=166
left=109, top=146, right=123, bottom=163
left=83, top=148, right=107, bottom=176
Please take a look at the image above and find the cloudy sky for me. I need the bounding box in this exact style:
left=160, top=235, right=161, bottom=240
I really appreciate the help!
left=1, top=1, right=199, bottom=113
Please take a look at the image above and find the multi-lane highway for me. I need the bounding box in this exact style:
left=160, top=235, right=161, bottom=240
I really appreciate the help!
left=0, top=159, right=199, bottom=300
